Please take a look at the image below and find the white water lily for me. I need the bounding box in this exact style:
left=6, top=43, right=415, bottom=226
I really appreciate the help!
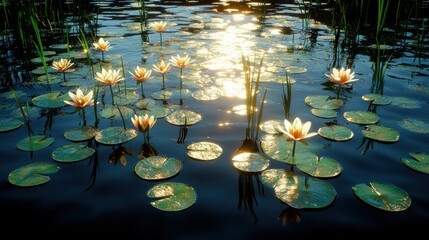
left=64, top=88, right=94, bottom=108
left=278, top=117, right=318, bottom=142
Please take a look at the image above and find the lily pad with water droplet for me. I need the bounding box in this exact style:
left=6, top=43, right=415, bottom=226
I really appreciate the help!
left=398, top=118, right=429, bottom=134
left=0, top=118, right=23, bottom=132
left=17, top=135, right=55, bottom=151
left=232, top=152, right=270, bottom=172
left=134, top=156, right=183, bottom=180
left=318, top=125, right=354, bottom=141
left=362, top=93, right=391, bottom=105
left=192, top=88, right=221, bottom=101
left=361, top=125, right=399, bottom=143
left=259, top=119, right=283, bottom=134
left=147, top=182, right=197, bottom=211
left=8, top=162, right=60, bottom=187
left=151, top=90, right=173, bottom=100
left=352, top=182, right=411, bottom=212
left=32, top=92, right=70, bottom=108
left=401, top=152, right=429, bottom=174
left=296, top=154, right=342, bottom=178
left=166, top=109, right=202, bottom=126
left=64, top=126, right=99, bottom=141
left=187, top=141, right=223, bottom=161
left=95, top=126, right=137, bottom=145
left=344, top=110, right=380, bottom=125
left=311, top=108, right=337, bottom=119
left=388, top=96, right=421, bottom=109
left=52, top=143, right=95, bottom=163
left=100, top=106, right=135, bottom=120
left=305, top=95, right=343, bottom=110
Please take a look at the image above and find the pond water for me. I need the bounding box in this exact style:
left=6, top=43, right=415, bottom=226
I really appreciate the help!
left=1, top=0, right=429, bottom=238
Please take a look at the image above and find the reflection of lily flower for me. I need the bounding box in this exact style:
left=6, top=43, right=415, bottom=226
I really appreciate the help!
left=150, top=21, right=167, bottom=45
left=153, top=60, right=171, bottom=90
left=138, top=142, right=158, bottom=158
left=64, top=88, right=94, bottom=125
left=129, top=66, right=152, bottom=98
left=95, top=68, right=125, bottom=105
left=52, top=58, right=74, bottom=81
left=278, top=206, right=302, bottom=226
left=93, top=37, right=110, bottom=61
left=131, top=114, right=157, bottom=143
left=278, top=117, right=317, bottom=157
left=325, top=67, right=358, bottom=85
left=109, top=145, right=133, bottom=166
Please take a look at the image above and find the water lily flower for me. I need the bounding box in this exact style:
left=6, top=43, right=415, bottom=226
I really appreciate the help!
left=278, top=117, right=318, bottom=157
left=64, top=88, right=94, bottom=125
left=52, top=58, right=74, bottom=81
left=131, top=114, right=157, bottom=143
left=150, top=21, right=167, bottom=45
left=153, top=60, right=171, bottom=90
left=129, top=66, right=152, bottom=98
left=95, top=68, right=125, bottom=105
left=325, top=67, right=358, bottom=98
left=170, top=55, right=194, bottom=89
left=93, top=37, right=110, bottom=61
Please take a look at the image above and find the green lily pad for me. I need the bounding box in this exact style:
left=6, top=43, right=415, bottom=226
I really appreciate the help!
left=311, top=108, right=337, bottom=119
left=147, top=182, right=197, bottom=211
left=0, top=118, right=23, bottom=132
left=64, top=126, right=99, bottom=141
left=169, top=89, right=193, bottom=100
left=35, top=74, right=62, bottom=85
left=261, top=168, right=288, bottom=188
left=8, top=162, right=60, bottom=187
left=52, top=143, right=95, bottom=163
left=135, top=99, right=171, bottom=118
left=166, top=109, right=202, bottom=126
left=361, top=125, right=400, bottom=143
left=11, top=106, right=40, bottom=119
left=16, top=135, right=55, bottom=151
left=285, top=66, right=307, bottom=74
left=398, top=118, right=429, bottom=134
left=401, top=152, right=429, bottom=174
left=187, top=141, right=223, bottom=161
left=192, top=88, right=221, bottom=101
left=114, top=90, right=140, bottom=105
left=318, top=125, right=354, bottom=141
left=304, top=95, right=344, bottom=110
left=151, top=90, right=173, bottom=100
left=31, top=66, right=55, bottom=75
left=231, top=152, right=270, bottom=172
left=32, top=92, right=70, bottom=108
left=344, top=110, right=380, bottom=125
left=296, top=154, right=342, bottom=178
left=362, top=93, right=391, bottom=105
left=0, top=90, right=26, bottom=99
left=352, top=182, right=411, bottom=212
left=388, top=96, right=421, bottom=109
left=259, top=119, right=283, bottom=134
left=95, top=126, right=137, bottom=145
left=100, top=106, right=135, bottom=120
left=134, top=156, right=183, bottom=180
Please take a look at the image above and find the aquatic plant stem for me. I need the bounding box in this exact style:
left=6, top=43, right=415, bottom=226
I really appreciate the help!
left=141, top=83, right=145, bottom=98
left=292, top=140, right=296, bottom=157
left=162, top=73, right=165, bottom=90
left=94, top=86, right=100, bottom=127
left=109, top=85, right=115, bottom=105
left=116, top=105, right=127, bottom=130
left=179, top=68, right=183, bottom=89
left=159, top=32, right=163, bottom=46
left=81, top=107, right=87, bottom=126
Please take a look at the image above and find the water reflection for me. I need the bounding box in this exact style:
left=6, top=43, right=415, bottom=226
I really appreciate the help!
left=278, top=206, right=302, bottom=226
left=85, top=140, right=100, bottom=192
left=237, top=171, right=264, bottom=223
left=108, top=144, right=134, bottom=166
left=138, top=142, right=158, bottom=158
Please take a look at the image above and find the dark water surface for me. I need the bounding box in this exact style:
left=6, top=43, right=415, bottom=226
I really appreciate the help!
left=1, top=0, right=429, bottom=238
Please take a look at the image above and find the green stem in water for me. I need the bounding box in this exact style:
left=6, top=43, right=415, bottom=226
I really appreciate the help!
left=179, top=68, right=183, bottom=89
left=116, top=105, right=127, bottom=130
left=109, top=85, right=115, bottom=105
left=81, top=107, right=87, bottom=126
left=159, top=32, right=162, bottom=46
left=102, top=51, right=105, bottom=62
left=162, top=74, right=165, bottom=90
left=62, top=71, right=66, bottom=82
left=292, top=140, right=297, bottom=157
left=140, top=83, right=145, bottom=98
left=94, top=86, right=100, bottom=127
left=336, top=84, right=341, bottom=98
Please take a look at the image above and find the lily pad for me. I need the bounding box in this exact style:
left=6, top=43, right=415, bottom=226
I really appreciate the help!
left=166, top=109, right=202, bottom=126
left=318, top=125, right=354, bottom=141
left=135, top=99, right=171, bottom=118
left=259, top=119, right=283, bottom=134
left=134, top=156, right=183, bottom=180
left=187, top=141, right=223, bottom=161
left=100, top=106, right=135, bottom=120
left=114, top=90, right=140, bottom=105
left=231, top=152, right=270, bottom=172
left=64, top=126, right=99, bottom=141
left=304, top=95, right=344, bottom=110
left=344, top=110, right=380, bottom=125
left=151, top=90, right=173, bottom=100
left=8, top=162, right=60, bottom=187
left=32, top=92, right=70, bottom=108
left=296, top=154, right=342, bottom=178
left=362, top=93, right=391, bottom=105
left=388, top=96, right=421, bottom=109
left=35, top=74, right=62, bottom=85
left=311, top=109, right=337, bottom=119
left=285, top=66, right=307, bottom=74
left=261, top=168, right=288, bottom=188
left=398, top=118, right=429, bottom=134
left=95, top=126, right=137, bottom=145
left=361, top=125, right=400, bottom=143
left=192, top=88, right=221, bottom=101
left=52, top=143, right=95, bottom=163
left=147, top=182, right=197, bottom=211
left=0, top=90, right=26, bottom=99
left=17, top=135, right=55, bottom=151
left=0, top=118, right=23, bottom=132
left=352, top=182, right=411, bottom=212
left=401, top=152, right=429, bottom=174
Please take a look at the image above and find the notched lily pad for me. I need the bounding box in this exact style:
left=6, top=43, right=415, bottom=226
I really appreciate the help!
left=318, top=125, right=354, bottom=141
left=401, top=152, right=429, bottom=174
left=52, top=143, right=95, bottom=163
left=398, top=118, right=429, bottom=134
left=344, top=110, right=380, bottom=125
left=95, top=126, right=137, bottom=145
left=166, top=109, right=202, bottom=126
left=296, top=154, right=342, bottom=178
left=134, top=156, right=183, bottom=180
left=362, top=93, right=391, bottom=105
left=361, top=125, right=399, bottom=143
left=187, top=141, right=223, bottom=161
left=232, top=152, right=270, bottom=172
left=32, top=92, right=70, bottom=108
left=311, top=109, right=337, bottom=119
left=305, top=95, right=344, bottom=110
left=17, top=135, right=55, bottom=151
left=261, top=168, right=288, bottom=188
left=259, top=119, right=283, bottom=134
left=352, top=182, right=411, bottom=212
left=147, top=182, right=197, bottom=211
left=64, top=126, right=99, bottom=141
left=8, top=162, right=60, bottom=187
left=0, top=118, right=23, bottom=132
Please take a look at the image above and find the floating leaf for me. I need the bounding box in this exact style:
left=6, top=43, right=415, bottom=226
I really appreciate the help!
left=52, top=143, right=95, bottom=163
left=361, top=125, right=400, bottom=143
left=0, top=118, right=23, bottom=132
left=16, top=135, right=55, bottom=151
left=192, top=88, right=221, bottom=101
left=135, top=99, right=171, bottom=118
left=352, top=182, right=411, bottom=212
left=259, top=119, right=283, bottom=134
left=296, top=154, right=342, bottom=178
left=401, top=152, right=429, bottom=174
left=311, top=109, right=337, bottom=119
left=151, top=90, right=173, bottom=100
left=398, top=118, right=429, bottom=134
left=362, top=93, right=391, bottom=105
left=187, top=141, right=223, bottom=161
left=261, top=168, right=288, bottom=188
left=285, top=66, right=307, bottom=74
left=166, top=109, right=202, bottom=126
left=343, top=110, right=380, bottom=125
left=8, top=162, right=60, bottom=187
left=232, top=152, right=270, bottom=172
left=304, top=95, right=343, bottom=110
left=388, top=96, right=421, bottom=109
left=32, top=92, right=70, bottom=108
left=135, top=99, right=156, bottom=109
left=100, top=106, right=135, bottom=120
left=318, top=125, right=354, bottom=141
left=134, top=156, right=183, bottom=180
left=35, top=74, right=62, bottom=85
left=64, top=126, right=99, bottom=141
left=95, top=127, right=137, bottom=145
left=169, top=89, right=193, bottom=100
left=0, top=90, right=26, bottom=99
left=147, top=182, right=197, bottom=211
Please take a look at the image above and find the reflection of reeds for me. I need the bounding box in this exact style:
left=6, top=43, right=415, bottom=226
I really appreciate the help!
left=12, top=89, right=33, bottom=140
left=85, top=140, right=99, bottom=192
left=237, top=172, right=264, bottom=223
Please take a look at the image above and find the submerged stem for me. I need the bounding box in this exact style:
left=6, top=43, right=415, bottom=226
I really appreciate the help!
left=109, top=85, right=115, bottom=105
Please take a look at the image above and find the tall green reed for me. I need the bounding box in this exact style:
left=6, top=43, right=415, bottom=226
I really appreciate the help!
left=30, top=15, right=51, bottom=90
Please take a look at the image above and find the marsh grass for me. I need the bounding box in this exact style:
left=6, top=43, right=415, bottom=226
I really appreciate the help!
left=282, top=70, right=292, bottom=121
left=30, top=15, right=50, bottom=90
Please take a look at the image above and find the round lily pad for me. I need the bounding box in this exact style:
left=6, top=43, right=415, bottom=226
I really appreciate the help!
left=361, top=125, right=400, bottom=143
left=304, top=95, right=344, bottom=110
left=388, top=96, right=421, bottom=109
left=186, top=141, right=223, bottom=161
left=134, top=156, right=183, bottom=180
left=192, top=88, right=221, bottom=101
left=8, top=162, right=60, bottom=187
left=32, top=92, right=70, bottom=108
left=285, top=66, right=307, bottom=74
left=362, top=93, right=391, bottom=105
left=64, top=126, right=99, bottom=141
left=352, top=182, right=411, bottom=212
left=401, top=152, right=429, bottom=174
left=0, top=90, right=27, bottom=99
left=0, top=118, right=23, bottom=132
left=17, top=135, right=55, bottom=151
left=166, top=109, right=202, bottom=126
left=231, top=152, right=270, bottom=172
left=296, top=154, right=342, bottom=178
left=147, top=182, right=197, bottom=211
left=135, top=99, right=171, bottom=118
left=398, top=118, right=429, bottom=134
left=95, top=126, right=137, bottom=145
left=259, top=119, right=283, bottom=134
left=35, top=74, right=62, bottom=85
left=52, top=143, right=95, bottom=163
left=344, top=110, right=380, bottom=125
left=151, top=90, right=173, bottom=100
left=100, top=106, right=135, bottom=120
left=318, top=125, right=354, bottom=141
left=261, top=168, right=288, bottom=188
left=311, top=109, right=337, bottom=119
